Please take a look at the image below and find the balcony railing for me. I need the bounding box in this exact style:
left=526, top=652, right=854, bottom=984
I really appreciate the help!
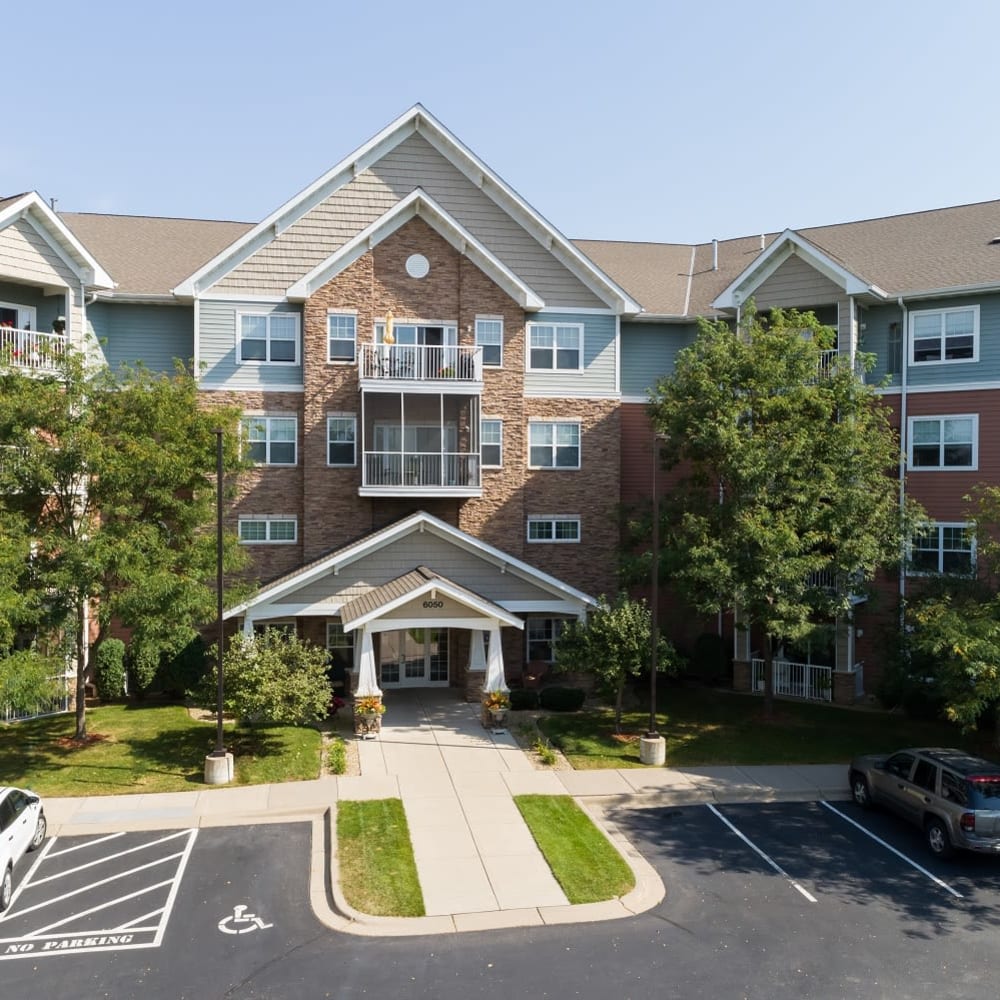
left=0, top=327, right=67, bottom=372
left=358, top=344, right=482, bottom=383
left=816, top=349, right=865, bottom=382
left=2, top=671, right=72, bottom=723
left=362, top=451, right=480, bottom=491
left=751, top=658, right=832, bottom=702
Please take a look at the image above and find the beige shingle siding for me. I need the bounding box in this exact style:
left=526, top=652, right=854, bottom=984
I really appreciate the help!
left=217, top=134, right=606, bottom=308
left=0, top=217, right=76, bottom=288
left=753, top=254, right=843, bottom=308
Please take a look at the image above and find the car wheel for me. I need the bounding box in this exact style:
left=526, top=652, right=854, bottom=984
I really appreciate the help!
left=851, top=771, right=872, bottom=808
left=926, top=817, right=954, bottom=859
left=28, top=812, right=46, bottom=852
left=0, top=866, right=11, bottom=913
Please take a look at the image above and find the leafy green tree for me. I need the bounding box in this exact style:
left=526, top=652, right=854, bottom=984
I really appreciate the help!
left=554, top=593, right=677, bottom=733
left=207, top=631, right=331, bottom=727
left=0, top=350, right=249, bottom=738
left=0, top=650, right=62, bottom=717
left=648, top=304, right=913, bottom=715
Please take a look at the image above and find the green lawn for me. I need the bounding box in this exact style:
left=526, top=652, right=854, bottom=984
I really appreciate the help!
left=515, top=795, right=634, bottom=903
left=538, top=687, right=986, bottom=769
left=0, top=703, right=322, bottom=796
left=336, top=799, right=424, bottom=916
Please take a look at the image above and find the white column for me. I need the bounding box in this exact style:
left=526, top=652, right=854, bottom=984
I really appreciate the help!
left=483, top=623, right=508, bottom=694
left=355, top=626, right=382, bottom=697
left=468, top=629, right=486, bottom=672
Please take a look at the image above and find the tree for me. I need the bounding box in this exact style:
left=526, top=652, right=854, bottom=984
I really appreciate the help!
left=206, top=631, right=332, bottom=727
left=554, top=593, right=677, bottom=733
left=648, top=304, right=912, bottom=715
left=0, top=350, right=249, bottom=738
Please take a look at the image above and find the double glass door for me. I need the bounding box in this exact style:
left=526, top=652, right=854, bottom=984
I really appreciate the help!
left=379, top=628, right=449, bottom=687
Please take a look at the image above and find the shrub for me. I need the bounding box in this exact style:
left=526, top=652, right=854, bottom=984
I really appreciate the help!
left=690, top=632, right=729, bottom=684
left=158, top=635, right=208, bottom=698
left=539, top=686, right=586, bottom=712
left=127, top=642, right=161, bottom=697
left=328, top=737, right=347, bottom=775
left=534, top=736, right=558, bottom=765
left=94, top=639, right=127, bottom=702
left=510, top=688, right=539, bottom=711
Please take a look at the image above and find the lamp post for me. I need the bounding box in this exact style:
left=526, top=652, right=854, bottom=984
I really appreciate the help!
left=640, top=430, right=667, bottom=765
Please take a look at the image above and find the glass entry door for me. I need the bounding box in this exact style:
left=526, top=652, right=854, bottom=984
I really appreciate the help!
left=379, top=628, right=449, bottom=687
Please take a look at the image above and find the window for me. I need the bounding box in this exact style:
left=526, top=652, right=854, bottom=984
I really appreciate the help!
left=887, top=321, right=903, bottom=375
left=529, top=421, right=580, bottom=469
left=527, top=322, right=582, bottom=371
left=910, top=306, right=978, bottom=364
left=481, top=419, right=502, bottom=468
left=527, top=619, right=566, bottom=664
left=909, top=415, right=977, bottom=470
left=327, top=622, right=354, bottom=688
left=241, top=416, right=297, bottom=465
left=909, top=523, right=974, bottom=575
left=327, top=416, right=357, bottom=466
left=328, top=313, right=357, bottom=363
left=912, top=759, right=938, bottom=793
left=252, top=620, right=296, bottom=636
left=238, top=516, right=297, bottom=544
left=941, top=770, right=968, bottom=806
left=885, top=752, right=915, bottom=780
left=475, top=317, right=503, bottom=367
left=238, top=312, right=299, bottom=364
left=527, top=516, right=581, bottom=543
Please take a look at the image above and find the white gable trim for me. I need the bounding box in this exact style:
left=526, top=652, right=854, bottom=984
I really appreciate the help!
left=0, top=193, right=115, bottom=289
left=224, top=510, right=596, bottom=620
left=712, top=230, right=885, bottom=310
left=285, top=189, right=544, bottom=309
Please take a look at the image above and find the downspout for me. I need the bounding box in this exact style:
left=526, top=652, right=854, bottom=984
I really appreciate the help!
left=897, top=297, right=909, bottom=614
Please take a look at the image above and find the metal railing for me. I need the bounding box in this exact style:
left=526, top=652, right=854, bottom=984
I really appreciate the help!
left=751, top=658, right=832, bottom=702
left=0, top=327, right=67, bottom=372
left=816, top=349, right=865, bottom=382
left=358, top=344, right=481, bottom=382
left=363, top=451, right=480, bottom=489
left=1, top=672, right=72, bottom=723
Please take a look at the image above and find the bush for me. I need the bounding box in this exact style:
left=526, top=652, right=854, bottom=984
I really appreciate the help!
left=510, top=688, right=539, bottom=711
left=690, top=632, right=729, bottom=684
left=158, top=635, right=208, bottom=698
left=94, top=639, right=127, bottom=702
left=539, top=686, right=586, bottom=712
left=127, top=642, right=161, bottom=698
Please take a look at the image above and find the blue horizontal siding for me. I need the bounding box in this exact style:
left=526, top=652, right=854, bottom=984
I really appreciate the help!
left=523, top=311, right=616, bottom=396
left=90, top=302, right=193, bottom=374
left=620, top=321, right=698, bottom=397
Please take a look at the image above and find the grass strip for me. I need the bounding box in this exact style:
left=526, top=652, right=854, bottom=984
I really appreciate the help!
left=336, top=798, right=425, bottom=916
left=514, top=794, right=634, bottom=904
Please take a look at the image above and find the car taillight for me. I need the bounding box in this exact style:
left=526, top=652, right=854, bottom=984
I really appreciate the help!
left=960, top=812, right=976, bottom=833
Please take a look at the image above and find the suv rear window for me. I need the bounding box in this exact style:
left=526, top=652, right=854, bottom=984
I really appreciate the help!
left=967, top=776, right=1000, bottom=808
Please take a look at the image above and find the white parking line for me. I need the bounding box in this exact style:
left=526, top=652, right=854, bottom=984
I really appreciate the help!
left=820, top=800, right=964, bottom=900
left=706, top=803, right=818, bottom=903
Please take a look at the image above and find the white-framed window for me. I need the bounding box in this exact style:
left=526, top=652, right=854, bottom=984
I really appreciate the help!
left=328, top=313, right=357, bottom=363
left=238, top=516, right=298, bottom=544
left=910, top=306, right=979, bottom=365
left=252, top=619, right=296, bottom=636
left=327, top=415, right=357, bottom=466
left=527, top=516, right=581, bottom=543
left=475, top=316, right=503, bottom=367
left=528, top=421, right=580, bottom=469
left=237, top=312, right=299, bottom=364
left=527, top=322, right=583, bottom=371
left=0, top=301, right=38, bottom=332
left=326, top=622, right=355, bottom=684
left=527, top=618, right=566, bottom=664
left=908, top=523, right=975, bottom=575
left=241, top=415, right=297, bottom=465
left=481, top=419, right=502, bottom=468
left=908, top=415, right=978, bottom=470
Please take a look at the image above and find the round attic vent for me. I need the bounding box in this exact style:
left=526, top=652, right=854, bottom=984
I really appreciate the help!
left=405, top=254, right=430, bottom=279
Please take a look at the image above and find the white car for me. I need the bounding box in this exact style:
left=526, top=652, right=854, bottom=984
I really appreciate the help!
left=0, top=786, right=46, bottom=911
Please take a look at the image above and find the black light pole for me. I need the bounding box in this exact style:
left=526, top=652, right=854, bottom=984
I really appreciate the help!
left=214, top=428, right=225, bottom=757
left=648, top=432, right=660, bottom=739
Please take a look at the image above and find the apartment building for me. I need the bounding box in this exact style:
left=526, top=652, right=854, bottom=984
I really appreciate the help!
left=3, top=105, right=999, bottom=704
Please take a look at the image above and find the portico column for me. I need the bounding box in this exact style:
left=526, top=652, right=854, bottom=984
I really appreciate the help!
left=483, top=622, right=508, bottom=694
left=355, top=625, right=382, bottom=697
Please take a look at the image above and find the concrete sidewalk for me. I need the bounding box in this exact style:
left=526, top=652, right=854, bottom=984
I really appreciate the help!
left=40, top=693, right=851, bottom=936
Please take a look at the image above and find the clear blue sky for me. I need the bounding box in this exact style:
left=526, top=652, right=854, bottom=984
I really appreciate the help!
left=6, top=0, right=998, bottom=244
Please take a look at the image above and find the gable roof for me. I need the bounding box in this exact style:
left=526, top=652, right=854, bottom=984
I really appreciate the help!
left=0, top=192, right=115, bottom=290
left=173, top=105, right=641, bottom=312
left=224, top=509, right=596, bottom=621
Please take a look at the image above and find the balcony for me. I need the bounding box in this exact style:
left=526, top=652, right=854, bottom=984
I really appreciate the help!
left=358, top=344, right=482, bottom=390
left=360, top=450, right=481, bottom=497
left=816, top=349, right=865, bottom=382
left=0, top=327, right=67, bottom=373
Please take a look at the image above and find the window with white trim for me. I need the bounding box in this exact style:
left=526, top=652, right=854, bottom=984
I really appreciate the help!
left=909, top=415, right=977, bottom=470
left=527, top=516, right=581, bottom=543
left=908, top=523, right=974, bottom=575
left=910, top=306, right=978, bottom=364
left=238, top=516, right=298, bottom=544
left=328, top=313, right=357, bottom=363
left=527, top=618, right=566, bottom=664
left=475, top=317, right=503, bottom=367
left=326, top=622, right=354, bottom=684
left=237, top=312, right=299, bottom=364
left=241, top=415, right=297, bottom=465
left=327, top=415, right=357, bottom=466
left=527, top=322, right=582, bottom=371
left=481, top=419, right=502, bottom=468
left=528, top=421, right=580, bottom=469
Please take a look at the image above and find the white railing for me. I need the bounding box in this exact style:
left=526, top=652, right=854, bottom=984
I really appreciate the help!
left=0, top=327, right=67, bottom=372
left=363, top=451, right=480, bottom=489
left=751, top=658, right=832, bottom=702
left=1, top=672, right=72, bottom=723
left=816, top=349, right=865, bottom=382
left=358, top=344, right=481, bottom=383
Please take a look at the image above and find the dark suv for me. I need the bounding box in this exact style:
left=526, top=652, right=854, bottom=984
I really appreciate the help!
left=849, top=748, right=1000, bottom=858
